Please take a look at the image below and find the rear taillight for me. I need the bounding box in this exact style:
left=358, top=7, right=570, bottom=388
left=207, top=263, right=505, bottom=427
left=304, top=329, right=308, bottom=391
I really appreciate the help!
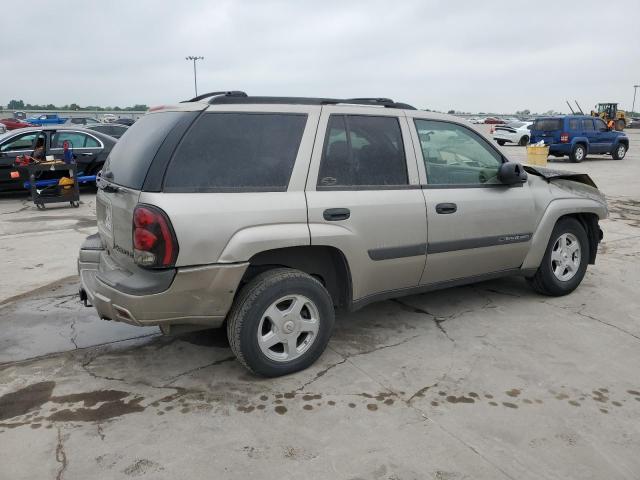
left=560, top=132, right=569, bottom=143
left=132, top=204, right=178, bottom=268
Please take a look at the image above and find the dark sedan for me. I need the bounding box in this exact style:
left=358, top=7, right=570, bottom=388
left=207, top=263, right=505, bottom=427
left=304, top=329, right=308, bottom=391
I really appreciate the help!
left=0, top=126, right=116, bottom=191
left=85, top=123, right=129, bottom=139
left=0, top=118, right=35, bottom=130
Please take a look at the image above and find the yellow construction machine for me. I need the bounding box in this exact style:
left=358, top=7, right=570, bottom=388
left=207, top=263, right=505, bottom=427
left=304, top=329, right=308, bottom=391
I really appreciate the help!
left=591, top=103, right=627, bottom=131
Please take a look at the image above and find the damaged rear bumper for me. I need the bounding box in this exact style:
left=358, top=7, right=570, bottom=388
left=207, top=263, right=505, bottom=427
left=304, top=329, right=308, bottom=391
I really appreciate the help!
left=78, top=233, right=248, bottom=330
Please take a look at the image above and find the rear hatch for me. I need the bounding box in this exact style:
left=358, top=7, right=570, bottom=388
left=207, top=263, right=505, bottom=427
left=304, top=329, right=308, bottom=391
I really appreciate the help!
left=96, top=107, right=203, bottom=270
left=530, top=118, right=563, bottom=144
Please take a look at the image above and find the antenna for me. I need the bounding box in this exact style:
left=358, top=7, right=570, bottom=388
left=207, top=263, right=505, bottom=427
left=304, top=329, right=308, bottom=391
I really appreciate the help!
left=566, top=101, right=575, bottom=114
left=574, top=100, right=584, bottom=115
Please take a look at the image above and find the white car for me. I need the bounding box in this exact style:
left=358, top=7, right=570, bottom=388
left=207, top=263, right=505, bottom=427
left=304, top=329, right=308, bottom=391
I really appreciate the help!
left=493, top=121, right=532, bottom=146
left=0, top=123, right=6, bottom=135
left=102, top=113, right=117, bottom=123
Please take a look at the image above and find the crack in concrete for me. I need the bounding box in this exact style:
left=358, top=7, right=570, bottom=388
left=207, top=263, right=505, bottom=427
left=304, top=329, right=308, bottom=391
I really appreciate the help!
left=163, top=356, right=236, bottom=385
left=0, top=332, right=162, bottom=369
left=55, top=426, right=68, bottom=480
left=543, top=301, right=640, bottom=342
left=69, top=321, right=79, bottom=350
left=296, top=358, right=347, bottom=392
left=407, top=382, right=439, bottom=404
left=391, top=299, right=454, bottom=342
left=96, top=423, right=105, bottom=441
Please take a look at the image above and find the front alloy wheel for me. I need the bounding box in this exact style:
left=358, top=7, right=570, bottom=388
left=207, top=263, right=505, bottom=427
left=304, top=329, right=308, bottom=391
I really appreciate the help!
left=526, top=217, right=589, bottom=296
left=550, top=233, right=581, bottom=281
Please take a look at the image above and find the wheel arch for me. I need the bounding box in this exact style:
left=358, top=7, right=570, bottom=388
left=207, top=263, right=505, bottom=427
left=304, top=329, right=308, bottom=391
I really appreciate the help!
left=521, top=199, right=606, bottom=270
left=240, top=245, right=353, bottom=310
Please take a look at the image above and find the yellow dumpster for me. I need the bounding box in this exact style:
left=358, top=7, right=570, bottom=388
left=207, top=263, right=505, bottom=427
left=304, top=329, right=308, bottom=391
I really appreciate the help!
left=526, top=145, right=549, bottom=166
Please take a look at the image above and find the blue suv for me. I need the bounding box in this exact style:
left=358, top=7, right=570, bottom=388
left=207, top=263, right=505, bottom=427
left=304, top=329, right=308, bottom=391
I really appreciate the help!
left=529, top=115, right=629, bottom=162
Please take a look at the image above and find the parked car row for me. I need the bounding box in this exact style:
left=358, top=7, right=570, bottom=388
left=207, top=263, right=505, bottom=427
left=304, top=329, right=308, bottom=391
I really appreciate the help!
left=0, top=126, right=117, bottom=191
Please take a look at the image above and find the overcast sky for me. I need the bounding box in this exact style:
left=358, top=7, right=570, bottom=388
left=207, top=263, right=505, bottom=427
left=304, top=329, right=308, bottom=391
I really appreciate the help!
left=2, top=1, right=639, bottom=113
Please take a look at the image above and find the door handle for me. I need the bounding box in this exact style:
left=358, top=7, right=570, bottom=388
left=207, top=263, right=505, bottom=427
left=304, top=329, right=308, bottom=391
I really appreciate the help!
left=435, top=203, right=457, bottom=214
left=323, top=208, right=350, bottom=221
left=80, top=152, right=93, bottom=156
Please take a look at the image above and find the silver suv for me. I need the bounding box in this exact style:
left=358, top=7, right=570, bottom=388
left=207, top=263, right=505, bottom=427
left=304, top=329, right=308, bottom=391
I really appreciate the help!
left=78, top=92, right=607, bottom=376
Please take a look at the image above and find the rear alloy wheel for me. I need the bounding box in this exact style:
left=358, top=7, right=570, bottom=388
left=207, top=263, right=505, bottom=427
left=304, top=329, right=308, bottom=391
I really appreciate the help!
left=612, top=143, right=626, bottom=160
left=519, top=135, right=529, bottom=146
left=527, top=217, right=589, bottom=296
left=496, top=139, right=506, bottom=146
left=227, top=268, right=334, bottom=377
left=570, top=144, right=586, bottom=163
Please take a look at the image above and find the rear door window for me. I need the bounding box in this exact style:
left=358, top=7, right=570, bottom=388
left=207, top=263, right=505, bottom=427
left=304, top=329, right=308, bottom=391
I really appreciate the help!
left=533, top=119, right=562, bottom=131
left=164, top=113, right=307, bottom=192
left=568, top=119, right=580, bottom=131
left=582, top=119, right=595, bottom=131
left=317, top=115, right=408, bottom=187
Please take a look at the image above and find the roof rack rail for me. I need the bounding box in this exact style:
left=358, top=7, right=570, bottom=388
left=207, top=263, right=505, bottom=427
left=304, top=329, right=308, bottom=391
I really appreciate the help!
left=183, top=91, right=248, bottom=103
left=339, top=97, right=416, bottom=110
left=208, top=95, right=415, bottom=110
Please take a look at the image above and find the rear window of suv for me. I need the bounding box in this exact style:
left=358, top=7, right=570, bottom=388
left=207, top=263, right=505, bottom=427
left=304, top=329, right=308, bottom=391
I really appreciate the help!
left=102, top=111, right=187, bottom=189
left=532, top=119, right=563, bottom=131
left=164, top=113, right=307, bottom=192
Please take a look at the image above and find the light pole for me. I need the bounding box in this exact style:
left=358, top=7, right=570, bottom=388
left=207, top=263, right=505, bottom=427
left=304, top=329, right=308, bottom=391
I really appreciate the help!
left=632, top=84, right=639, bottom=115
left=185, top=56, right=204, bottom=97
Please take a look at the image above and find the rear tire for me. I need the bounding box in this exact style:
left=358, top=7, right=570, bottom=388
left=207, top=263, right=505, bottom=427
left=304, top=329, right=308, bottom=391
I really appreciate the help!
left=519, top=135, right=529, bottom=146
left=227, top=268, right=334, bottom=377
left=612, top=143, right=626, bottom=160
left=496, top=140, right=506, bottom=146
left=570, top=144, right=586, bottom=163
left=526, top=217, right=589, bottom=296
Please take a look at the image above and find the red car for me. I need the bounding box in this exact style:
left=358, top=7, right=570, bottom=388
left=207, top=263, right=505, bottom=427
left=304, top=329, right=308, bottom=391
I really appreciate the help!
left=483, top=117, right=506, bottom=124
left=0, top=118, right=35, bottom=130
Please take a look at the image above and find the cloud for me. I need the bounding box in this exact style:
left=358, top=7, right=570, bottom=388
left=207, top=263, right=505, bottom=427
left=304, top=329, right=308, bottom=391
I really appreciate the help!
left=1, top=0, right=638, bottom=113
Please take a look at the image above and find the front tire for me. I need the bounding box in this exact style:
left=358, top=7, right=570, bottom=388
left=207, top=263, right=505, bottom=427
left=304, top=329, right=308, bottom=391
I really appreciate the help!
left=519, top=135, right=529, bottom=146
left=496, top=139, right=506, bottom=146
left=227, top=268, right=334, bottom=377
left=527, top=218, right=589, bottom=296
left=612, top=143, right=626, bottom=160
left=570, top=144, right=586, bottom=163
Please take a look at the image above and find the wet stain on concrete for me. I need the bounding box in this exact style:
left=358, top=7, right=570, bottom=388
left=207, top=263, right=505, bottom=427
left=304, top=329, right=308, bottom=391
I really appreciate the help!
left=502, top=402, right=518, bottom=409
left=366, top=404, right=378, bottom=411
left=303, top=404, right=313, bottom=411
left=0, top=381, right=55, bottom=421
left=348, top=403, right=356, bottom=408
left=327, top=400, right=336, bottom=406
left=506, top=389, right=521, bottom=398
left=51, top=390, right=129, bottom=408
left=568, top=400, right=580, bottom=407
left=488, top=401, right=498, bottom=406
left=446, top=395, right=474, bottom=404
left=274, top=406, right=287, bottom=415
left=302, top=394, right=321, bottom=401
left=47, top=397, right=144, bottom=422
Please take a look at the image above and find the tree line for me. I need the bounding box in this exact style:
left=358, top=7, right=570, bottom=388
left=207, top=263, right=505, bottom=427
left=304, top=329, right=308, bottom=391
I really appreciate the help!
left=4, top=100, right=148, bottom=112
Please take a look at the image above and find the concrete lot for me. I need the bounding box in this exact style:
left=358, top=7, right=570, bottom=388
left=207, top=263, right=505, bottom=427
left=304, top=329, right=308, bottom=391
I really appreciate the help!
left=1, top=126, right=639, bottom=480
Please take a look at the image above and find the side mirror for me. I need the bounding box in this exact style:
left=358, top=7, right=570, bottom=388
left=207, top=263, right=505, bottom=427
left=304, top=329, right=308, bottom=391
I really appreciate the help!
left=498, top=162, right=527, bottom=185
left=527, top=124, right=533, bottom=130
